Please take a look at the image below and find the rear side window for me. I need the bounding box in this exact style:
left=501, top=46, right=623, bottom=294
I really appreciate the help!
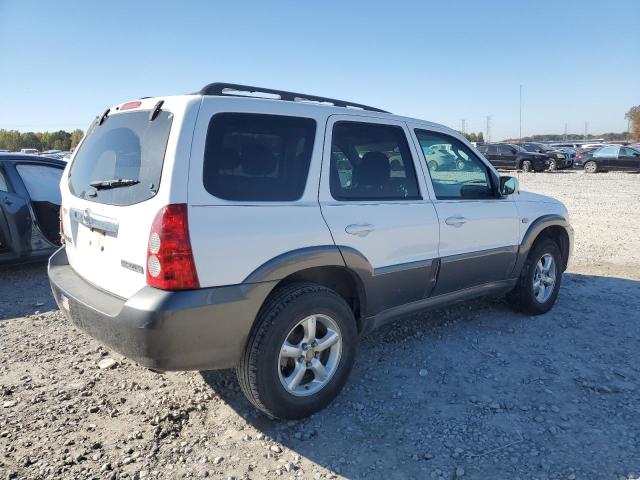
left=329, top=122, right=420, bottom=201
left=594, top=146, right=619, bottom=158
left=68, top=110, right=173, bottom=206
left=203, top=113, right=316, bottom=201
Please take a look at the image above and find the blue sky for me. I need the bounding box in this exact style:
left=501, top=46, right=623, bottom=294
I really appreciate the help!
left=0, top=0, right=638, bottom=140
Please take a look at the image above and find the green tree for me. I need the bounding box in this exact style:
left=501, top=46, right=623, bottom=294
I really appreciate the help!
left=477, top=132, right=484, bottom=143
left=70, top=129, right=84, bottom=149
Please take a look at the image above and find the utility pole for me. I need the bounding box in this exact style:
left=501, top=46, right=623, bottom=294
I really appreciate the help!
left=461, top=119, right=467, bottom=135
left=519, top=84, right=523, bottom=142
left=564, top=123, right=568, bottom=142
left=584, top=122, right=589, bottom=140
left=486, top=116, right=491, bottom=143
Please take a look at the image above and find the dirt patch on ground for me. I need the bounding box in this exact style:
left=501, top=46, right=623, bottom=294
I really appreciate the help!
left=1, top=171, right=639, bottom=479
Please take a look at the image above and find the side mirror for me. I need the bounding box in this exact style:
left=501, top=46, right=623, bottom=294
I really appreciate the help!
left=499, top=176, right=519, bottom=196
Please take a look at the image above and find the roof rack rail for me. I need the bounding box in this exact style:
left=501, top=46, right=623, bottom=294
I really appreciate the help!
left=197, top=82, right=389, bottom=113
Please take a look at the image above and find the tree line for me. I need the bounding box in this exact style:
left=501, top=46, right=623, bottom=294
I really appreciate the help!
left=462, top=132, right=485, bottom=143
left=0, top=129, right=84, bottom=152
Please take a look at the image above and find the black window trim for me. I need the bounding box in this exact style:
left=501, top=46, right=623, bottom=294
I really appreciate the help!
left=414, top=128, right=500, bottom=201
left=328, top=120, right=423, bottom=203
left=202, top=112, right=318, bottom=203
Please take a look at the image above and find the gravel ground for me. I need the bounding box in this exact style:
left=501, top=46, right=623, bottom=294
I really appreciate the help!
left=1, top=170, right=639, bottom=480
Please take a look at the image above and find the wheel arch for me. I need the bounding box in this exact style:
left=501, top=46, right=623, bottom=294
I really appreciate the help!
left=243, top=246, right=368, bottom=331
left=512, top=214, right=573, bottom=275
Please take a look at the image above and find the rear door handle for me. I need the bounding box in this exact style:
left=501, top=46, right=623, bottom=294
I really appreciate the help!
left=445, top=216, right=467, bottom=227
left=345, top=223, right=375, bottom=237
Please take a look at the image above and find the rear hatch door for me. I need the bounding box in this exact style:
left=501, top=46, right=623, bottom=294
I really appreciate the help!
left=60, top=98, right=193, bottom=299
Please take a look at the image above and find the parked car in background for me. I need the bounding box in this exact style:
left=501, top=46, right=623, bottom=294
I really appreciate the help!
left=0, top=153, right=64, bottom=265
left=422, top=143, right=466, bottom=171
left=521, top=143, right=573, bottom=170
left=477, top=143, right=549, bottom=172
left=574, top=145, right=640, bottom=173
left=47, top=83, right=572, bottom=419
left=580, top=143, right=608, bottom=150
left=550, top=142, right=583, bottom=150
left=19, top=148, right=39, bottom=155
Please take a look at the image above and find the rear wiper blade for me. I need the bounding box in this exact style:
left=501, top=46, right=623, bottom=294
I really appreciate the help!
left=89, top=179, right=140, bottom=190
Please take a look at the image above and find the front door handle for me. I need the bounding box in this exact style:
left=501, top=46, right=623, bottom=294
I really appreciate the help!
left=345, top=223, right=375, bottom=237
left=445, top=216, right=467, bottom=227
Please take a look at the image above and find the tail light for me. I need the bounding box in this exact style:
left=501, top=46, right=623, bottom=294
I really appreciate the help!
left=146, top=204, right=199, bottom=290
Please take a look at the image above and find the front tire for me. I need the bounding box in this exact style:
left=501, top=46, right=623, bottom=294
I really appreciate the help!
left=236, top=283, right=358, bottom=419
left=548, top=159, right=557, bottom=171
left=507, top=238, right=562, bottom=315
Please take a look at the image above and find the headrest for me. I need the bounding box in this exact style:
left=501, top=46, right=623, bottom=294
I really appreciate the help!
left=355, top=151, right=390, bottom=187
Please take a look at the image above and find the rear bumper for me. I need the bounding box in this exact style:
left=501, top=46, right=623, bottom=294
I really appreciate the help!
left=47, top=247, right=276, bottom=371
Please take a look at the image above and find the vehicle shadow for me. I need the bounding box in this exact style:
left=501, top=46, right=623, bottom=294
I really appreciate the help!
left=0, top=261, right=57, bottom=320
left=200, top=272, right=640, bottom=479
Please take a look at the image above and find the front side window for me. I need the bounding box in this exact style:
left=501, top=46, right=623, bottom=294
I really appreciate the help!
left=329, top=122, right=420, bottom=201
left=620, top=147, right=639, bottom=157
left=415, top=130, right=494, bottom=200
left=16, top=164, right=63, bottom=204
left=203, top=113, right=316, bottom=201
left=594, top=146, right=619, bottom=158
left=69, top=110, right=173, bottom=206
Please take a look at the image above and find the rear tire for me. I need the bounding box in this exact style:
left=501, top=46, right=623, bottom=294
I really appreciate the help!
left=584, top=161, right=597, bottom=173
left=507, top=238, right=562, bottom=315
left=521, top=160, right=533, bottom=172
left=236, top=283, right=358, bottom=419
left=548, top=159, right=557, bottom=171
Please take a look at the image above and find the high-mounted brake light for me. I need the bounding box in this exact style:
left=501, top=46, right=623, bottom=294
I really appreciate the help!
left=120, top=101, right=142, bottom=111
left=146, top=204, right=199, bottom=290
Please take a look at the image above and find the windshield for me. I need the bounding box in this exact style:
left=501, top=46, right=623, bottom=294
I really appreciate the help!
left=68, top=110, right=173, bottom=206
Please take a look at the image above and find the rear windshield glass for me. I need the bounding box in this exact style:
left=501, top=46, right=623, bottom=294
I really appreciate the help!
left=202, top=113, right=316, bottom=201
left=68, top=110, right=173, bottom=206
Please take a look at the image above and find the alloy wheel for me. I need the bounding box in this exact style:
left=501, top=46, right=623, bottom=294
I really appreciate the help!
left=532, top=253, right=556, bottom=303
left=278, top=314, right=342, bottom=397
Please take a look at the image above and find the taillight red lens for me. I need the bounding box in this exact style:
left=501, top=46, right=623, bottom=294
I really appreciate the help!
left=146, top=204, right=199, bottom=290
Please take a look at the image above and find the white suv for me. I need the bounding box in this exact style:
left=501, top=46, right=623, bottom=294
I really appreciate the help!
left=48, top=83, right=573, bottom=419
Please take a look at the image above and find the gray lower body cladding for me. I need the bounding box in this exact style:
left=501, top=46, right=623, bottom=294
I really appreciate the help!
left=48, top=247, right=275, bottom=371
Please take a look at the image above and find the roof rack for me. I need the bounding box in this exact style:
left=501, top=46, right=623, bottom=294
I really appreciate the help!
left=197, top=82, right=389, bottom=113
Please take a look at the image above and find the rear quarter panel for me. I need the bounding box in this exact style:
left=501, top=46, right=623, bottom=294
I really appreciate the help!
left=187, top=97, right=335, bottom=287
